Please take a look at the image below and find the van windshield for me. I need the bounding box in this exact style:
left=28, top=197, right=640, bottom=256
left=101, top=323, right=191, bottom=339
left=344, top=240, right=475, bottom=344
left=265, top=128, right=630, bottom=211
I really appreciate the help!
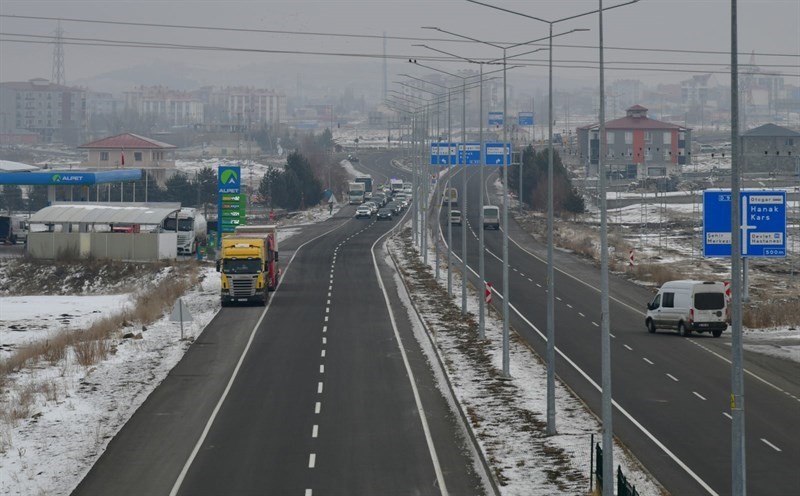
left=694, top=292, right=725, bottom=310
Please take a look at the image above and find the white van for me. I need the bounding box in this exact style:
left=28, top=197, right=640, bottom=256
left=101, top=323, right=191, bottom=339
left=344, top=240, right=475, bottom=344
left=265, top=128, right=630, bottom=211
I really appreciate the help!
left=482, top=205, right=500, bottom=230
left=645, top=280, right=728, bottom=337
left=449, top=209, right=462, bottom=226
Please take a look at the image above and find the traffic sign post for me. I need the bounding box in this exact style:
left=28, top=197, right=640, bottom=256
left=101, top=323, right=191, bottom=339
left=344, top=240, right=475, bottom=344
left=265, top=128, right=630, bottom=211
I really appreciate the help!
left=703, top=189, right=787, bottom=258
left=518, top=112, right=534, bottom=126
left=484, top=142, right=513, bottom=166
left=430, top=142, right=510, bottom=166
left=488, top=112, right=504, bottom=126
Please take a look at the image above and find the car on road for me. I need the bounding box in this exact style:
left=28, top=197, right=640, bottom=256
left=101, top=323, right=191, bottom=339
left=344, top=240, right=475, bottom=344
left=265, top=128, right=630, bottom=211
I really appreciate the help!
left=355, top=206, right=372, bottom=218
left=363, top=201, right=378, bottom=214
left=482, top=205, right=500, bottom=230
left=376, top=208, right=393, bottom=220
left=385, top=202, right=402, bottom=214
left=645, top=280, right=728, bottom=337
left=449, top=209, right=462, bottom=226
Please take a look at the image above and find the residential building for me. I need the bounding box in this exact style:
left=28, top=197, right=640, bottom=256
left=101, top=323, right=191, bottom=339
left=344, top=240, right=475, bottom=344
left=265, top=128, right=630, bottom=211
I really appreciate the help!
left=202, top=86, right=286, bottom=128
left=124, top=86, right=204, bottom=127
left=740, top=123, right=799, bottom=172
left=0, top=78, right=86, bottom=144
left=577, top=105, right=692, bottom=179
left=78, top=132, right=177, bottom=185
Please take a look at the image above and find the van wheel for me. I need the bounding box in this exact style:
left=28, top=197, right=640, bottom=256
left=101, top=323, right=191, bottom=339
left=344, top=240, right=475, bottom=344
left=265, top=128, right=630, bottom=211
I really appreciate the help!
left=646, top=320, right=656, bottom=333
left=712, top=330, right=723, bottom=338
left=678, top=322, right=691, bottom=337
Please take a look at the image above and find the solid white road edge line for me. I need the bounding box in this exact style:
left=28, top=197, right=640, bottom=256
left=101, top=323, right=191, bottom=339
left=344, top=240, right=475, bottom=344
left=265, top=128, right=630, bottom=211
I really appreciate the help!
left=169, top=218, right=353, bottom=496
left=371, top=230, right=448, bottom=496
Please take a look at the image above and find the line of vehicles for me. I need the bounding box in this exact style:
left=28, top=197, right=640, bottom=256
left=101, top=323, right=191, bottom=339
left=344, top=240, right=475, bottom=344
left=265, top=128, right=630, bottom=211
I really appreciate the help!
left=354, top=179, right=412, bottom=221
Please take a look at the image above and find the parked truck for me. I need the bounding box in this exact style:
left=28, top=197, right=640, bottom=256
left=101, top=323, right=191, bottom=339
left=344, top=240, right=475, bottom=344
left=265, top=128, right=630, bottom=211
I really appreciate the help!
left=162, top=207, right=207, bottom=255
left=0, top=215, right=29, bottom=244
left=216, top=225, right=279, bottom=306
left=348, top=182, right=366, bottom=204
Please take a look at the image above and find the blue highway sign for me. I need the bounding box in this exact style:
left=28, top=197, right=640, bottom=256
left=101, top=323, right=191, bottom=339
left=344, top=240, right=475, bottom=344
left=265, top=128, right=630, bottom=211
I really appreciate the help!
left=488, top=112, right=503, bottom=126
left=518, top=112, right=534, bottom=126
left=703, top=189, right=787, bottom=257
left=484, top=143, right=513, bottom=165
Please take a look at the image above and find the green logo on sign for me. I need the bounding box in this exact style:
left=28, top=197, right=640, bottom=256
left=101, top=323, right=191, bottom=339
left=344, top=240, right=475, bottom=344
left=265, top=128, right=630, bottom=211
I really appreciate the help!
left=52, top=174, right=62, bottom=182
left=221, top=169, right=239, bottom=185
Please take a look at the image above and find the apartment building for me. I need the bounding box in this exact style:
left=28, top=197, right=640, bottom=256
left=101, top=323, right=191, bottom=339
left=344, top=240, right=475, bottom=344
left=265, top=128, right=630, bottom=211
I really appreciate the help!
left=577, top=105, right=692, bottom=179
left=0, top=78, right=86, bottom=144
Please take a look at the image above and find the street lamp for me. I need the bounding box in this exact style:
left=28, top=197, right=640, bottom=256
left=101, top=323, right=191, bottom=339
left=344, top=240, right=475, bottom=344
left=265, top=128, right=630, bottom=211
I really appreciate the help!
left=395, top=80, right=454, bottom=286
left=415, top=36, right=567, bottom=342
left=410, top=60, right=484, bottom=316
left=467, top=0, right=641, bottom=484
left=422, top=25, right=583, bottom=379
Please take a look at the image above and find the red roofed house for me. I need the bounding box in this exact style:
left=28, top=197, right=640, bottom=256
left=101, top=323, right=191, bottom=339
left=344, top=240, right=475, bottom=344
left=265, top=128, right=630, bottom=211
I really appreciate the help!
left=78, top=132, right=177, bottom=184
left=577, top=105, right=692, bottom=179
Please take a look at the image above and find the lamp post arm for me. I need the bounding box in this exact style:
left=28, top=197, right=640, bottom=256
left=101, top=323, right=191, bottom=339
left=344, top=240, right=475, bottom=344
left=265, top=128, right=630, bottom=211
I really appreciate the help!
left=467, top=0, right=639, bottom=25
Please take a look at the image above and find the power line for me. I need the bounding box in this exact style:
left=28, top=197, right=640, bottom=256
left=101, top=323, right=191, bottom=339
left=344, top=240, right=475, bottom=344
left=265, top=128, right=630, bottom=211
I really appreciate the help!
left=2, top=13, right=798, bottom=59
left=5, top=36, right=794, bottom=79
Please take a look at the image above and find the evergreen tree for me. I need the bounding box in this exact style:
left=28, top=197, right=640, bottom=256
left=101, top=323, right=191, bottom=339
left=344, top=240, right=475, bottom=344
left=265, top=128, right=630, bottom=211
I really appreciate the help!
left=27, top=185, right=49, bottom=211
left=2, top=185, right=25, bottom=213
left=512, top=145, right=584, bottom=216
left=193, top=167, right=218, bottom=210
left=164, top=173, right=195, bottom=206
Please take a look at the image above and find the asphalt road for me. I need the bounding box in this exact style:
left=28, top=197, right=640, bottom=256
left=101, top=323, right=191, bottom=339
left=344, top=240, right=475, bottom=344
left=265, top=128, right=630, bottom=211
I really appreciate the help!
left=73, top=156, right=488, bottom=496
left=438, top=164, right=800, bottom=496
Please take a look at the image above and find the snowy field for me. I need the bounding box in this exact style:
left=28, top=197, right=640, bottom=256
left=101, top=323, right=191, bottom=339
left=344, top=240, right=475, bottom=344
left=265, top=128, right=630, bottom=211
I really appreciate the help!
left=0, top=164, right=797, bottom=495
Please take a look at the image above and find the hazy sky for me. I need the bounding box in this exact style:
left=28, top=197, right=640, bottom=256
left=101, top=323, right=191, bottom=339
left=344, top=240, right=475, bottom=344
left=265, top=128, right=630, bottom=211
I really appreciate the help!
left=1, top=0, right=798, bottom=90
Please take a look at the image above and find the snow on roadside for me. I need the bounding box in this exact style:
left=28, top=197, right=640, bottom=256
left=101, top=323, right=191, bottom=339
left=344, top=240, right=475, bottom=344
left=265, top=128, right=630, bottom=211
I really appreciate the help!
left=388, top=232, right=662, bottom=495
left=0, top=266, right=220, bottom=495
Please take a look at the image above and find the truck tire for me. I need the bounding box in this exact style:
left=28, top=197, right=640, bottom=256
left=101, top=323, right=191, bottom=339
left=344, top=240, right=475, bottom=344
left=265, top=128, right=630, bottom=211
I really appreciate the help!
left=646, top=319, right=656, bottom=333
left=712, top=329, right=723, bottom=338
left=678, top=322, right=691, bottom=337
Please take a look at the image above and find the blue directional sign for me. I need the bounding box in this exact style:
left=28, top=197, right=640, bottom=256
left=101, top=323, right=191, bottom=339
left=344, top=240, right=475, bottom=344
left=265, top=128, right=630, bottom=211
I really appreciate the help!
left=518, top=112, right=534, bottom=126
left=459, top=143, right=481, bottom=165
left=430, top=142, right=457, bottom=165
left=488, top=112, right=504, bottom=126
left=484, top=142, right=513, bottom=165
left=703, top=190, right=787, bottom=257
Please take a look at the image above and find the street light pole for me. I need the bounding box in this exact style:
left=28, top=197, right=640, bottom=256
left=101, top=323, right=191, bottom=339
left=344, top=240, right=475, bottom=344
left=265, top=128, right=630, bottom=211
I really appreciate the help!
left=467, top=0, right=639, bottom=443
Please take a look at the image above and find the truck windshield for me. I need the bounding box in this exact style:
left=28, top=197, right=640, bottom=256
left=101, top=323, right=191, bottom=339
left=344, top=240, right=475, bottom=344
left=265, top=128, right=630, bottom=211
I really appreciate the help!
left=163, top=218, right=194, bottom=231
left=222, top=259, right=262, bottom=274
left=694, top=292, right=724, bottom=310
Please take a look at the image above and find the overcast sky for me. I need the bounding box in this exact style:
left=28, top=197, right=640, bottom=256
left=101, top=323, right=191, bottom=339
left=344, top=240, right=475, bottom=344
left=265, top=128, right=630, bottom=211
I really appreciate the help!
left=1, top=0, right=798, bottom=91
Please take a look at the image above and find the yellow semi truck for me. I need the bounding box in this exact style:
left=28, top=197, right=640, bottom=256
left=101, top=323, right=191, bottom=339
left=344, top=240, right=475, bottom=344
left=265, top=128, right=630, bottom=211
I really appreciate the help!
left=216, top=225, right=278, bottom=306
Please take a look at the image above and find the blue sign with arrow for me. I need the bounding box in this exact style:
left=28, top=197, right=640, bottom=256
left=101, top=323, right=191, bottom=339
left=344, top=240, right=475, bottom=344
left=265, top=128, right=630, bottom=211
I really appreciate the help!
left=484, top=142, right=512, bottom=165
left=703, top=189, right=787, bottom=257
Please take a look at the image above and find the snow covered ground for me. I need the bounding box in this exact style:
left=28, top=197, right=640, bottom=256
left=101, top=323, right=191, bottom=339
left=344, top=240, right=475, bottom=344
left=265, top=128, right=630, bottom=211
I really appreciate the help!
left=0, top=178, right=797, bottom=495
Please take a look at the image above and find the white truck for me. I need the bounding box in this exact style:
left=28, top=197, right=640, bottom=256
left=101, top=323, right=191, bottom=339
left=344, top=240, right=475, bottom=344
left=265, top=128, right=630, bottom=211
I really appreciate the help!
left=348, top=182, right=366, bottom=204
left=390, top=178, right=404, bottom=193
left=0, top=215, right=28, bottom=244
left=162, top=207, right=208, bottom=255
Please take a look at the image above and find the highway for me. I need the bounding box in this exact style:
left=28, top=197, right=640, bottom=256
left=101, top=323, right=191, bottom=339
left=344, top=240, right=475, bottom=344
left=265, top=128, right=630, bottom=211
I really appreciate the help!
left=73, top=155, right=489, bottom=495
left=437, top=163, right=800, bottom=495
